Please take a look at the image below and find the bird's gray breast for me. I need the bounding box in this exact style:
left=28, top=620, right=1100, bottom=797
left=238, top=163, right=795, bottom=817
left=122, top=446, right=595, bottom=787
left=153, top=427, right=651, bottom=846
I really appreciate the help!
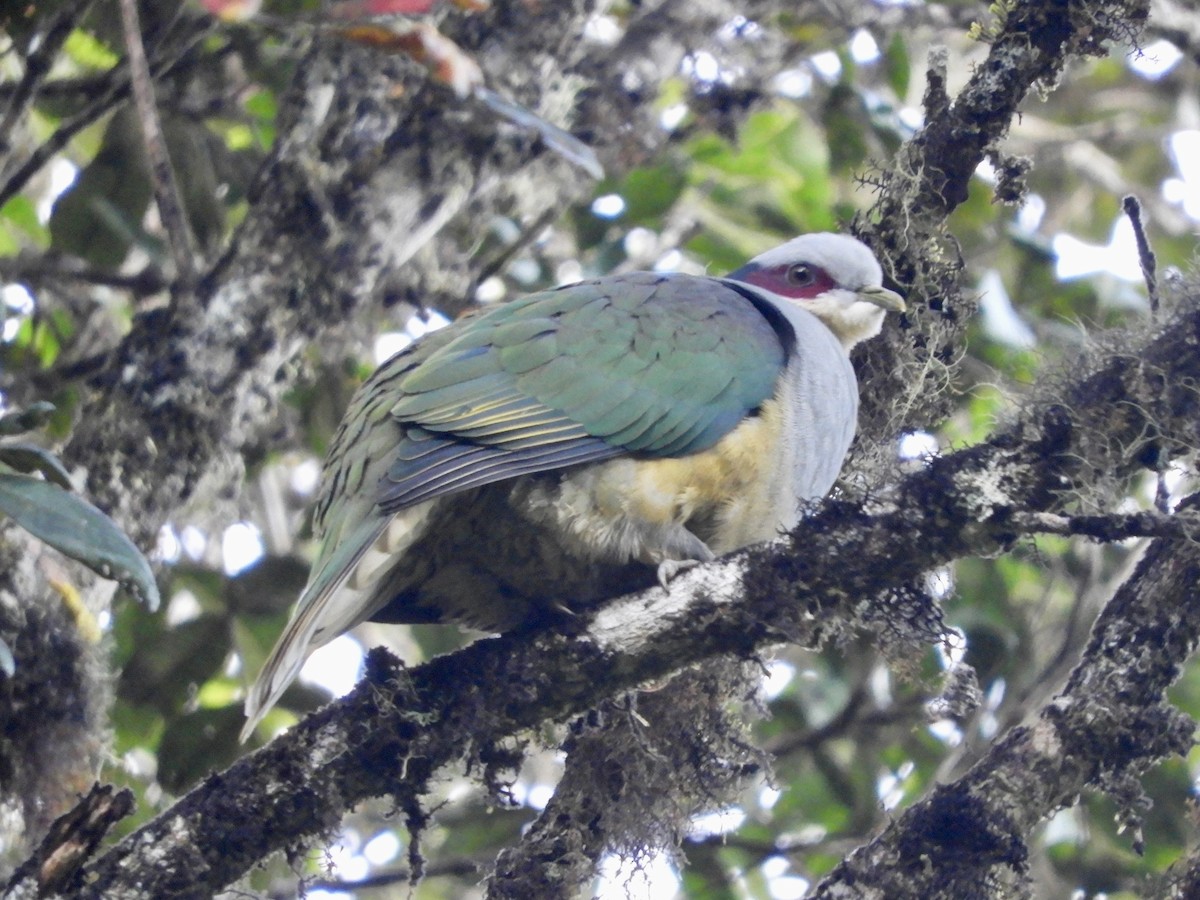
left=773, top=306, right=860, bottom=506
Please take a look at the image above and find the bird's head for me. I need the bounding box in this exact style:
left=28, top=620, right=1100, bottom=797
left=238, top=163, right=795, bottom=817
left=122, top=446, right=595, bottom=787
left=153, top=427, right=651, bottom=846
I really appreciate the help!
left=725, top=233, right=905, bottom=350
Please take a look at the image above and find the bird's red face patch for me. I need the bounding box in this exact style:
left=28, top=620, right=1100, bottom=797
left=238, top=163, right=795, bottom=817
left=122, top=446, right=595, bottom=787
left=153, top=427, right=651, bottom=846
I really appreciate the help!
left=730, top=262, right=839, bottom=300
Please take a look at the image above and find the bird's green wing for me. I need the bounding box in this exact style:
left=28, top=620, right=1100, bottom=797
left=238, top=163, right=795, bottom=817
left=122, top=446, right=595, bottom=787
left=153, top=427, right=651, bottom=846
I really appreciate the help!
left=376, top=271, right=788, bottom=511
left=244, top=272, right=789, bottom=739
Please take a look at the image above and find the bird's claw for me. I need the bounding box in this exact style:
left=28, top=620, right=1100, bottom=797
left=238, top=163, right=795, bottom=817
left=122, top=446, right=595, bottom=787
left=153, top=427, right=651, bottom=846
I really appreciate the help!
left=656, top=558, right=701, bottom=590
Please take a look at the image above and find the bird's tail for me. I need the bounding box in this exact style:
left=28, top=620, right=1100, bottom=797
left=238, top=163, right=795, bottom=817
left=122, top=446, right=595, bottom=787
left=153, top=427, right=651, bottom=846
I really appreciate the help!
left=240, top=517, right=389, bottom=743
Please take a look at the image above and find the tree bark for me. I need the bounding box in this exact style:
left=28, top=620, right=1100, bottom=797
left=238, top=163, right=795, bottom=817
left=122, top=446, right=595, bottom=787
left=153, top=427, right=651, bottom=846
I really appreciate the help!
left=812, top=503, right=1200, bottom=899
left=61, top=285, right=1200, bottom=896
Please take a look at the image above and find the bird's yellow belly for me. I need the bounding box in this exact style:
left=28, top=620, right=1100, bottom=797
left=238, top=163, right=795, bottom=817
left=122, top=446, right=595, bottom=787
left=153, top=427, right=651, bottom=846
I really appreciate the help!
left=516, top=395, right=790, bottom=565
left=624, top=405, right=781, bottom=546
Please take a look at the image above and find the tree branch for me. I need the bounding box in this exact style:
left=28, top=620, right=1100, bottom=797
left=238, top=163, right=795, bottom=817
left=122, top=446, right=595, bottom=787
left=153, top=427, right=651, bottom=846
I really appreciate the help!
left=855, top=0, right=1151, bottom=444
left=812, top=502, right=1200, bottom=898
left=0, top=254, right=168, bottom=297
left=69, top=287, right=1200, bottom=897
left=1011, top=510, right=1200, bottom=541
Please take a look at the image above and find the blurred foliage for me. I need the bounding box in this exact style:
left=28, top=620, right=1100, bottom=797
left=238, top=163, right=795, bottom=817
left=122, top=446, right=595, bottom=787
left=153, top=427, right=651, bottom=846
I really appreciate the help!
left=1, top=1, right=1198, bottom=897
left=0, top=402, right=160, bottom=611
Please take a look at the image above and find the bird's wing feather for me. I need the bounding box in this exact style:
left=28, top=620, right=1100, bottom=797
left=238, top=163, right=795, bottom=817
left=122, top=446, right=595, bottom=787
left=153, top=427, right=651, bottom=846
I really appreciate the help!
left=374, top=271, right=787, bottom=511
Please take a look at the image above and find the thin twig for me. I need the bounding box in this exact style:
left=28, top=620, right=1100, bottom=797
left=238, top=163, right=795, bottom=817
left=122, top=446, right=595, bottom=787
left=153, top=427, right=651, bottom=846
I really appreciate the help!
left=1123, top=195, right=1171, bottom=513
left=309, top=857, right=483, bottom=891
left=1123, top=195, right=1160, bottom=316
left=0, top=255, right=168, bottom=296
left=473, top=205, right=562, bottom=286
left=0, top=19, right=218, bottom=213
left=1012, top=509, right=1200, bottom=542
left=0, top=74, right=114, bottom=104
left=117, top=0, right=197, bottom=287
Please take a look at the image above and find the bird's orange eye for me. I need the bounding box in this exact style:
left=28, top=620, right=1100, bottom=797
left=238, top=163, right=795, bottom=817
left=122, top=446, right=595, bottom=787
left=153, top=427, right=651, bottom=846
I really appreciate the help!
left=786, top=264, right=815, bottom=286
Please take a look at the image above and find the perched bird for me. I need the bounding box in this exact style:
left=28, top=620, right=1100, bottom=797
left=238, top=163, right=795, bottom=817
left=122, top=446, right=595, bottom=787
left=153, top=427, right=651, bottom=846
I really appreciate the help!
left=242, top=233, right=903, bottom=740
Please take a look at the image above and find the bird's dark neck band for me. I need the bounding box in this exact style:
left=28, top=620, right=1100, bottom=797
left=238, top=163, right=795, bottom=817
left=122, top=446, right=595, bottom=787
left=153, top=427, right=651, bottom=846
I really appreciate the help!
left=721, top=281, right=798, bottom=359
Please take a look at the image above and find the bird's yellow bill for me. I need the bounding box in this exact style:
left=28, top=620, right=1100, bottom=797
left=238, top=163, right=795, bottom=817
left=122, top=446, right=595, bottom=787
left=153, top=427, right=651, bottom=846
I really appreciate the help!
left=857, top=285, right=906, bottom=312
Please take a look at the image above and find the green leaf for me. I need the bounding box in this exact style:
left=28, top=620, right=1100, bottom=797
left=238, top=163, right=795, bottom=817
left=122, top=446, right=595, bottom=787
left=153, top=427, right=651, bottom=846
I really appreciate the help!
left=242, top=89, right=279, bottom=149
left=822, top=85, right=869, bottom=173
left=0, top=443, right=74, bottom=488
left=621, top=164, right=688, bottom=226
left=1, top=196, right=48, bottom=245
left=63, top=29, right=119, bottom=70
left=244, top=89, right=278, bottom=124
left=50, top=106, right=153, bottom=271
left=0, top=473, right=160, bottom=610
left=884, top=32, right=911, bottom=100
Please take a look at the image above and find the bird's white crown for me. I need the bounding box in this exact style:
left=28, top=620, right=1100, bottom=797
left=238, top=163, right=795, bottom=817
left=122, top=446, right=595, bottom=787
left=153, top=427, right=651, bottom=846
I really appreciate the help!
left=730, top=233, right=902, bottom=349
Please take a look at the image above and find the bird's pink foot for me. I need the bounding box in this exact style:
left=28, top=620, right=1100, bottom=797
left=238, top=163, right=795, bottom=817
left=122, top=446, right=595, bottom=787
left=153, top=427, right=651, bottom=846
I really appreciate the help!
left=656, top=558, right=702, bottom=590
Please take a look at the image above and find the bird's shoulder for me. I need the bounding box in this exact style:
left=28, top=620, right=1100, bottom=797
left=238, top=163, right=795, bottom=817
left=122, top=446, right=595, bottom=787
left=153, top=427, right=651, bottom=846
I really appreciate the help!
left=402, top=271, right=788, bottom=387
